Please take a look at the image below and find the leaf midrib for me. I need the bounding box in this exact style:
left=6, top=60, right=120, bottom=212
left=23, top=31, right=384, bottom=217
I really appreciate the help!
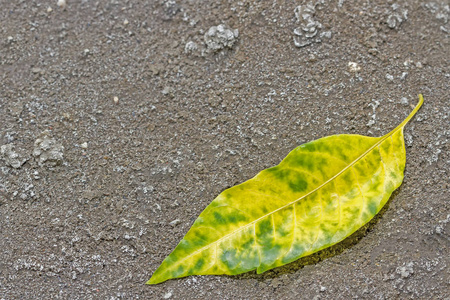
left=163, top=96, right=423, bottom=273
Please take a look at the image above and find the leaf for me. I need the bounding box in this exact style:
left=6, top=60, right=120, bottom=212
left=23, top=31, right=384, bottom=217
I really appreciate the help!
left=148, top=95, right=424, bottom=284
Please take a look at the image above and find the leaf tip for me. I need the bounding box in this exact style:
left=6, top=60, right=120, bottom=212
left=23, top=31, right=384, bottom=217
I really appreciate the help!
left=146, top=275, right=163, bottom=285
left=146, top=267, right=168, bottom=285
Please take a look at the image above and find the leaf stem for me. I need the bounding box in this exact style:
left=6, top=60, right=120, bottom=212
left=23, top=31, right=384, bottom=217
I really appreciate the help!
left=385, top=94, right=424, bottom=136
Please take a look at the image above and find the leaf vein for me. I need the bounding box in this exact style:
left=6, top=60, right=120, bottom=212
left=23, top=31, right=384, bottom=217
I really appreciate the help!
left=351, top=165, right=365, bottom=225
left=377, top=145, right=388, bottom=174
left=214, top=204, right=251, bottom=218
left=271, top=214, right=276, bottom=242
left=308, top=190, right=323, bottom=251
left=253, top=223, right=261, bottom=267
left=247, top=189, right=286, bottom=204
left=296, top=150, right=349, bottom=166
left=390, top=135, right=400, bottom=171
left=329, top=182, right=341, bottom=243
left=281, top=166, right=324, bottom=183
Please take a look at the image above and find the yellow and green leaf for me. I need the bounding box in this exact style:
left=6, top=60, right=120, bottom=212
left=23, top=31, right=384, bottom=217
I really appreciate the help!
left=148, top=95, right=424, bottom=284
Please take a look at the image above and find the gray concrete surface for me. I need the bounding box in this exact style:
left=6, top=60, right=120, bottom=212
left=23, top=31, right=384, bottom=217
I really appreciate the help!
left=0, top=0, right=449, bottom=299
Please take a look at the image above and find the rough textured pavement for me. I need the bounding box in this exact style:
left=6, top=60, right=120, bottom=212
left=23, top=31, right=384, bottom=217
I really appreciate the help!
left=0, top=0, right=449, bottom=299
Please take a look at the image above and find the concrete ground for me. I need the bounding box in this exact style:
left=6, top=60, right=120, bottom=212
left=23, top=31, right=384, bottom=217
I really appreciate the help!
left=0, top=0, right=448, bottom=299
